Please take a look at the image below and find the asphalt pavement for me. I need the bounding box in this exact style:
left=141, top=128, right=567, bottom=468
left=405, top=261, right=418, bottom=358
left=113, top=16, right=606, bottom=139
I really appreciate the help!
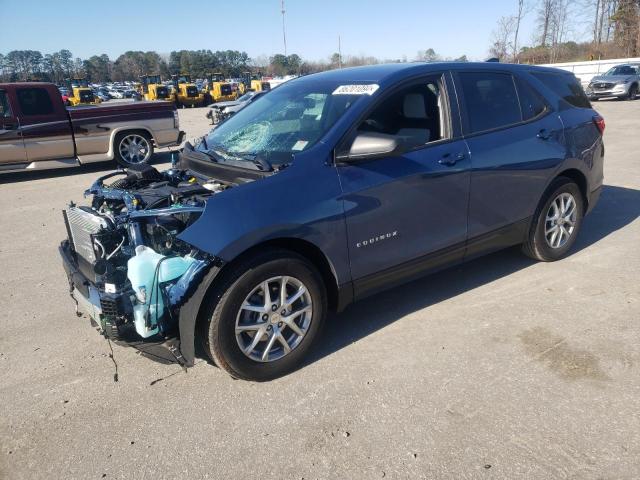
left=1, top=100, right=638, bottom=479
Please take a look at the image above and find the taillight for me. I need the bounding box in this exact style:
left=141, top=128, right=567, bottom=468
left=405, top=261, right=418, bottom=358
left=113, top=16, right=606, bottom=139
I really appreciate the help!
left=593, top=115, right=605, bottom=135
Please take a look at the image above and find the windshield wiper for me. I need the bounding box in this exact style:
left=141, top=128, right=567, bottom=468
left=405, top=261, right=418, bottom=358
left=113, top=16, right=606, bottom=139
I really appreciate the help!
left=238, top=153, right=272, bottom=171
left=207, top=146, right=273, bottom=171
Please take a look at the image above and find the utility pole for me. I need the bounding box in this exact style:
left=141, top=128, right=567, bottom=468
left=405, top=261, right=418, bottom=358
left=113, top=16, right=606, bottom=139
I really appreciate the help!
left=281, top=0, right=287, bottom=56
left=338, top=35, right=342, bottom=68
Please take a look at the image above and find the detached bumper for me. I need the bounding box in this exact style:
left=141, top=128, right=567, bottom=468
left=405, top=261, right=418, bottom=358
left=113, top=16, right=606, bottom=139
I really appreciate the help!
left=59, top=239, right=216, bottom=367
left=59, top=240, right=132, bottom=326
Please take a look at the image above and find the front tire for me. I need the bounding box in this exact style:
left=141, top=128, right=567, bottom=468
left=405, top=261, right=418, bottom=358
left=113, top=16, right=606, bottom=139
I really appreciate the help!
left=627, top=84, right=638, bottom=100
left=200, top=250, right=327, bottom=381
left=522, top=177, right=584, bottom=262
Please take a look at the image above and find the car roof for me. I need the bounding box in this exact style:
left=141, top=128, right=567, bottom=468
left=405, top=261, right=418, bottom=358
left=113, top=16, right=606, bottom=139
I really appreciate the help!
left=297, top=62, right=572, bottom=86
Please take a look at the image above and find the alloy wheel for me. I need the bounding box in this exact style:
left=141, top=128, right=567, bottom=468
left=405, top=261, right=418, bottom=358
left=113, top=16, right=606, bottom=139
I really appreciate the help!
left=545, top=192, right=577, bottom=249
left=118, top=134, right=151, bottom=164
left=235, top=276, right=313, bottom=362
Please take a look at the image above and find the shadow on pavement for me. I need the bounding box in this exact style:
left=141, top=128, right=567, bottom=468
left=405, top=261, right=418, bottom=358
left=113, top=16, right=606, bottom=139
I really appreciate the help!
left=306, top=184, right=640, bottom=367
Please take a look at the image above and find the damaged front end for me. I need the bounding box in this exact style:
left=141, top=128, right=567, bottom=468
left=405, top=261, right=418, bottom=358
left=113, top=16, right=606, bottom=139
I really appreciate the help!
left=59, top=162, right=228, bottom=366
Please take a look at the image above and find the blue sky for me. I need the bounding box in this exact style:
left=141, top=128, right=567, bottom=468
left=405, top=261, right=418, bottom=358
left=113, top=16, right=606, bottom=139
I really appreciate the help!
left=0, top=0, right=538, bottom=61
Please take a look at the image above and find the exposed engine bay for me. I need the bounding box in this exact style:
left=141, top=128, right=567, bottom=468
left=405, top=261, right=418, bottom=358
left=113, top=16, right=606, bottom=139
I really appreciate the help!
left=61, top=161, right=234, bottom=347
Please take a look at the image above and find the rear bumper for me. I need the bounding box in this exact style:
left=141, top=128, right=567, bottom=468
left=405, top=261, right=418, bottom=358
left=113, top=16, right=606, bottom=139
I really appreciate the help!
left=587, top=185, right=602, bottom=214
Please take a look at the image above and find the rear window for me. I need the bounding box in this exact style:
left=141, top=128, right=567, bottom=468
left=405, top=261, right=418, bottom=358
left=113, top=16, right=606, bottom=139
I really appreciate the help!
left=532, top=72, right=591, bottom=108
left=458, top=72, right=522, bottom=134
left=516, top=78, right=547, bottom=120
left=0, top=91, right=11, bottom=118
left=16, top=88, right=54, bottom=116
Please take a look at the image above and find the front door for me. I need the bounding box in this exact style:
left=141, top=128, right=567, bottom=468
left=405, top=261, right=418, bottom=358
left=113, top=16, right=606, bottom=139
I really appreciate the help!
left=336, top=74, right=470, bottom=299
left=0, top=89, right=28, bottom=167
left=14, top=86, right=75, bottom=163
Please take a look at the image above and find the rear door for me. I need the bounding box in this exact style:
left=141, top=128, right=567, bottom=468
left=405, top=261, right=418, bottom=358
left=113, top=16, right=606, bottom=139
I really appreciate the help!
left=0, top=88, right=28, bottom=166
left=336, top=73, right=470, bottom=298
left=453, top=70, right=566, bottom=254
left=14, top=85, right=75, bottom=163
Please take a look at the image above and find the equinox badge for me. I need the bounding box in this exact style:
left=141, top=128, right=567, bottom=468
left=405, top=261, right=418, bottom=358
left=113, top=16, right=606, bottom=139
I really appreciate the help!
left=356, top=231, right=398, bottom=248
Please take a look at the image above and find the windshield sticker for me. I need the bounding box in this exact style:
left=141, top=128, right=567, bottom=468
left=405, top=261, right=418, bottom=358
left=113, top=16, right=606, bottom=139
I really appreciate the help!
left=292, top=140, right=309, bottom=151
left=332, top=84, right=379, bottom=96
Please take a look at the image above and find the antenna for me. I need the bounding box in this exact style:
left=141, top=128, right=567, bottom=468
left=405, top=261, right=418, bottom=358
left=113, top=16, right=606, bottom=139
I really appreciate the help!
left=281, top=0, right=287, bottom=56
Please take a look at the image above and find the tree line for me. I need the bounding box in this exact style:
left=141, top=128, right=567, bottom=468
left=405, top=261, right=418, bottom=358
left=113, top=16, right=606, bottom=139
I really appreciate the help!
left=490, top=0, right=640, bottom=63
left=0, top=49, right=261, bottom=83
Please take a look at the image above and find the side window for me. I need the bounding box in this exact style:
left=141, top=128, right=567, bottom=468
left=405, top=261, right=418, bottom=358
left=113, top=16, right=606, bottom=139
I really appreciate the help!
left=356, top=76, right=445, bottom=149
left=532, top=72, right=591, bottom=109
left=0, top=91, right=12, bottom=118
left=16, top=88, right=54, bottom=116
left=458, top=72, right=521, bottom=134
left=516, top=78, right=547, bottom=120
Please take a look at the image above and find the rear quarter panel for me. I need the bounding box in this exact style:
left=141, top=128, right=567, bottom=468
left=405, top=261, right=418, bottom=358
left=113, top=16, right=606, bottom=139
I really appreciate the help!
left=68, top=102, right=178, bottom=161
left=528, top=73, right=604, bottom=203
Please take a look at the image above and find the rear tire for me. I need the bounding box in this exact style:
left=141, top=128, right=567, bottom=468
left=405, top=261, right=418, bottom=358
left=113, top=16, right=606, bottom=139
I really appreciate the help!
left=522, top=177, right=584, bottom=262
left=114, top=131, right=154, bottom=167
left=199, top=249, right=327, bottom=381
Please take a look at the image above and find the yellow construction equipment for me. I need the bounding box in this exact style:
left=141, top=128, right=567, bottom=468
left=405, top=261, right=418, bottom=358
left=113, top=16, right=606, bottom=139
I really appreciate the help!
left=204, top=73, right=237, bottom=104
left=66, top=78, right=101, bottom=106
left=171, top=75, right=205, bottom=108
left=139, top=75, right=173, bottom=101
left=239, top=71, right=271, bottom=94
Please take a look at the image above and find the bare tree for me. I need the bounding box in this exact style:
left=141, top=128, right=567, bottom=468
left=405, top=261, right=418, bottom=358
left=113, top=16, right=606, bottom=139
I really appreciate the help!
left=512, top=0, right=530, bottom=61
left=490, top=15, right=518, bottom=60
left=537, top=0, right=555, bottom=46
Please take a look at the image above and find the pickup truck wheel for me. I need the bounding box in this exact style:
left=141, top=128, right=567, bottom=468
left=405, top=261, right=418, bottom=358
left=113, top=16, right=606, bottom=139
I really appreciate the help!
left=200, top=250, right=327, bottom=381
left=114, top=131, right=154, bottom=166
left=522, top=177, right=584, bottom=262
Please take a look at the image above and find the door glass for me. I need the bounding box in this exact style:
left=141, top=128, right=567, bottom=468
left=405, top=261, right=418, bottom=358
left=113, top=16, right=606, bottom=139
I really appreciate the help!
left=0, top=92, right=12, bottom=118
left=459, top=72, right=522, bottom=134
left=16, top=88, right=54, bottom=116
left=356, top=76, right=445, bottom=149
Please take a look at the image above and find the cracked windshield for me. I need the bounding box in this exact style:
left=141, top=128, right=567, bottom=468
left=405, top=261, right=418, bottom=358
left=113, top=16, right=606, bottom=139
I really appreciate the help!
left=199, top=81, right=362, bottom=166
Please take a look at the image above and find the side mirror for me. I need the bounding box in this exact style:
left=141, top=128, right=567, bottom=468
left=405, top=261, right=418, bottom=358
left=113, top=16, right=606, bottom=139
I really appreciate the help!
left=336, top=132, right=400, bottom=163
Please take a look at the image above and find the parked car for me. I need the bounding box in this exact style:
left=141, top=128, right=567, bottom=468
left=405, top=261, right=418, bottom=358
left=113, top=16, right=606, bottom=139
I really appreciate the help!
left=59, top=63, right=604, bottom=381
left=95, top=91, right=111, bottom=102
left=0, top=82, right=184, bottom=172
left=205, top=90, right=267, bottom=124
left=586, top=63, right=640, bottom=100
left=108, top=89, right=125, bottom=99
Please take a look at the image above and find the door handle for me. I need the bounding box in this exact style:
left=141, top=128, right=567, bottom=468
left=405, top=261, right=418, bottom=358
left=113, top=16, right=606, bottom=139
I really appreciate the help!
left=438, top=152, right=465, bottom=167
left=537, top=129, right=551, bottom=140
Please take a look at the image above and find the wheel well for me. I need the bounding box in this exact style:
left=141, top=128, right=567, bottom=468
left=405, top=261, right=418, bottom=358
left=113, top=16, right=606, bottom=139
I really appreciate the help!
left=557, top=168, right=588, bottom=208
left=220, top=238, right=340, bottom=311
left=113, top=128, right=154, bottom=148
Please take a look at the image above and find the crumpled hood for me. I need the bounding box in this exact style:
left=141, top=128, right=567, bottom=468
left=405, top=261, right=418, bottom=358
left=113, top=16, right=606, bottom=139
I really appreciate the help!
left=590, top=75, right=635, bottom=83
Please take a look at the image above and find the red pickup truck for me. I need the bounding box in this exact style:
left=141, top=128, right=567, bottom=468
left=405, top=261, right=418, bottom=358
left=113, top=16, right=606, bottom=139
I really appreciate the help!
left=0, top=82, right=185, bottom=173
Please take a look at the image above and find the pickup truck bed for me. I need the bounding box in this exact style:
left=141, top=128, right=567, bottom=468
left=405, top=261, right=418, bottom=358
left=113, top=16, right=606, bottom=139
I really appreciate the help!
left=0, top=82, right=184, bottom=173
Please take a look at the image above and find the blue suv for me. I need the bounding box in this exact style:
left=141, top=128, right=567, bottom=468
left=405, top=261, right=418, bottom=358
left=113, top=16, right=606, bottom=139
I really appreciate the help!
left=60, top=62, right=605, bottom=380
